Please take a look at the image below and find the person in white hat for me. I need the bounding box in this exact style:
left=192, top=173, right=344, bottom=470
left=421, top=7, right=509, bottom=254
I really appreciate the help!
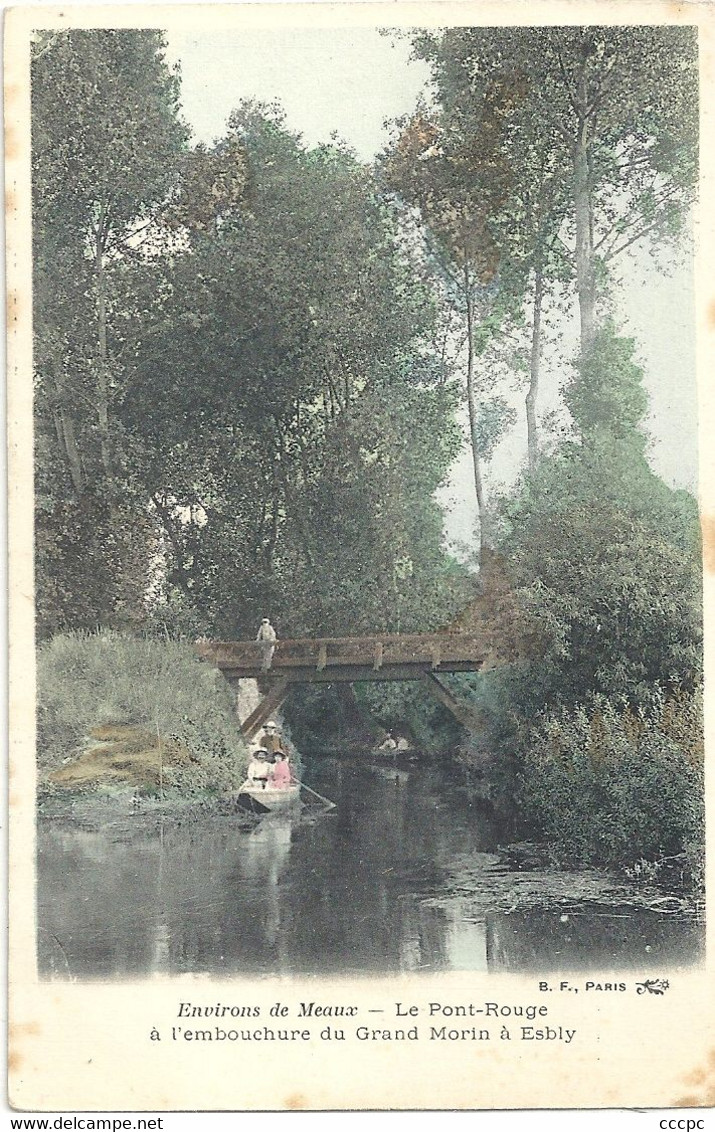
left=247, top=749, right=270, bottom=789
left=259, top=720, right=284, bottom=756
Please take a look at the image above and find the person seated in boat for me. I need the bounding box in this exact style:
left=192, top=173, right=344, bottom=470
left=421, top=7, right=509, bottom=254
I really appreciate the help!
left=247, top=748, right=271, bottom=789
left=378, top=732, right=397, bottom=752
left=269, top=751, right=292, bottom=789
left=259, top=720, right=284, bottom=756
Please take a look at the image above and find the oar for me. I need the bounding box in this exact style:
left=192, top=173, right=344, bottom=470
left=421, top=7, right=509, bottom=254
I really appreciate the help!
left=299, top=781, right=336, bottom=810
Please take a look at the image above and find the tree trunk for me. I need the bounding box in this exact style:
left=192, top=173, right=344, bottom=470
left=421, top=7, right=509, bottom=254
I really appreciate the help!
left=573, top=122, right=597, bottom=354
left=151, top=494, right=193, bottom=599
left=49, top=357, right=85, bottom=496
left=272, top=417, right=315, bottom=570
left=58, top=409, right=85, bottom=496
left=464, top=263, right=490, bottom=558
left=265, top=485, right=279, bottom=571
left=526, top=265, right=545, bottom=474
left=47, top=349, right=86, bottom=496
left=95, top=212, right=112, bottom=477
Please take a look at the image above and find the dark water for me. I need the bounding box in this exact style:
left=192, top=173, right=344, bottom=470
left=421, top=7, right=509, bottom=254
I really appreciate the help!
left=37, top=757, right=704, bottom=979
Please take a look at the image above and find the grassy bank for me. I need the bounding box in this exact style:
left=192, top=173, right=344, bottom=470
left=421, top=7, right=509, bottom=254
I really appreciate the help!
left=37, top=631, right=248, bottom=797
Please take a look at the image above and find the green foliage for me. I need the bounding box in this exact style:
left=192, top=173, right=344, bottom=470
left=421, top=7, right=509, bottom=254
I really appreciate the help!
left=30, top=33, right=703, bottom=893
left=409, top=24, right=698, bottom=458
left=498, top=447, right=701, bottom=709
left=283, top=684, right=376, bottom=753
left=285, top=672, right=467, bottom=757
left=32, top=30, right=186, bottom=237
left=356, top=680, right=461, bottom=754
left=473, top=395, right=518, bottom=462
left=32, top=29, right=188, bottom=634
left=35, top=496, right=157, bottom=636
left=496, top=323, right=701, bottom=710
left=566, top=322, right=649, bottom=446
left=33, top=48, right=466, bottom=641
left=412, top=26, right=698, bottom=266
left=36, top=631, right=248, bottom=792
left=121, top=104, right=468, bottom=636
left=519, top=692, right=704, bottom=874
left=463, top=320, right=704, bottom=877
left=32, top=28, right=187, bottom=455
left=382, top=91, right=534, bottom=541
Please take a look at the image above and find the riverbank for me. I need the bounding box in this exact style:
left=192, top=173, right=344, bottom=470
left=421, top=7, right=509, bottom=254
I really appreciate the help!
left=37, top=782, right=261, bottom=836
left=46, top=723, right=196, bottom=790
left=37, top=631, right=249, bottom=795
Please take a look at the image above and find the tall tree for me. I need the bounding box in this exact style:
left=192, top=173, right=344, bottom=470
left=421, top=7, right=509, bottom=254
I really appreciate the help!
left=414, top=27, right=698, bottom=357
left=383, top=100, right=523, bottom=553
left=32, top=30, right=188, bottom=632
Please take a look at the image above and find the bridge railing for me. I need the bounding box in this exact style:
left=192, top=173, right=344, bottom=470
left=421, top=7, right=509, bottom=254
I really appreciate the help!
left=195, top=632, right=499, bottom=671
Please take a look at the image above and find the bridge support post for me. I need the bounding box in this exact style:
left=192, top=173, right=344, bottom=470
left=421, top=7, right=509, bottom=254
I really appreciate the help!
left=240, top=678, right=291, bottom=741
left=420, top=671, right=482, bottom=730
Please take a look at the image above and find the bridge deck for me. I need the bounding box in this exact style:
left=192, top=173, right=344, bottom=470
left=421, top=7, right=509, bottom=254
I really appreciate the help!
left=195, top=631, right=516, bottom=682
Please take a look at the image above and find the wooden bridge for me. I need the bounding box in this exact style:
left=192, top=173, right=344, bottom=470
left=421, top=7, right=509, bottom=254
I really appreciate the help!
left=196, top=622, right=534, bottom=738
left=195, top=554, right=537, bottom=738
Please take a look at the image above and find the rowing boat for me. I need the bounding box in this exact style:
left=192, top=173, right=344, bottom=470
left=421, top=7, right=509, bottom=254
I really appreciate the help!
left=235, top=780, right=301, bottom=814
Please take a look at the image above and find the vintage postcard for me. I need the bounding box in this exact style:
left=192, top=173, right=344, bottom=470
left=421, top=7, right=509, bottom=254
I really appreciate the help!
left=6, top=0, right=715, bottom=1112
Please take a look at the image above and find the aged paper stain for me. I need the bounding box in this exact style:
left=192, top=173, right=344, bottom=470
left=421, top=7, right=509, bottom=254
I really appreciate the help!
left=674, top=1047, right=715, bottom=1107
left=284, top=1093, right=308, bottom=1110
left=701, top=513, right=715, bottom=573
left=5, top=81, right=20, bottom=163
left=8, top=1049, right=23, bottom=1074
left=7, top=1021, right=40, bottom=1077
left=5, top=126, right=19, bottom=163
left=11, top=1021, right=41, bottom=1037
left=7, top=290, right=20, bottom=326
left=684, top=1066, right=706, bottom=1086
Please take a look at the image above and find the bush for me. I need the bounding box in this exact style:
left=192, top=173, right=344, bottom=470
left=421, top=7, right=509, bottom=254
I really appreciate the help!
left=497, top=428, right=702, bottom=713
left=518, top=689, right=704, bottom=878
left=36, top=630, right=248, bottom=793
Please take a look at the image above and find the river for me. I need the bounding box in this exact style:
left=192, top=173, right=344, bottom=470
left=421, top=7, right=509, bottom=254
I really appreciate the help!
left=37, top=756, right=704, bottom=979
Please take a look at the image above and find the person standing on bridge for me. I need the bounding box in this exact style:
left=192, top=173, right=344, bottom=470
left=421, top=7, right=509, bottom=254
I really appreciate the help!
left=256, top=617, right=277, bottom=670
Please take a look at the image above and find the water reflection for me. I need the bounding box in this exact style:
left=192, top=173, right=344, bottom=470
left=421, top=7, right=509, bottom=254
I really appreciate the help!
left=36, top=757, right=703, bottom=979
left=485, top=909, right=704, bottom=972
